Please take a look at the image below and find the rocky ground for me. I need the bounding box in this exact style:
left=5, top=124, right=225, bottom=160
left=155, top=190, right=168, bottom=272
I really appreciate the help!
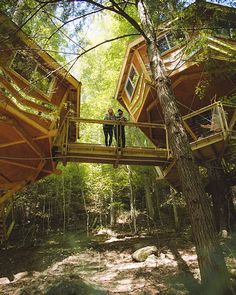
left=0, top=230, right=235, bottom=295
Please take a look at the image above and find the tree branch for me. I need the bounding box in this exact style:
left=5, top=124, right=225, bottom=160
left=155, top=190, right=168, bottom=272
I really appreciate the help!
left=46, top=8, right=104, bottom=44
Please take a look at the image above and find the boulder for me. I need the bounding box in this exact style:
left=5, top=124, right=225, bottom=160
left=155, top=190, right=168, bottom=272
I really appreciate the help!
left=0, top=277, right=10, bottom=284
left=145, top=254, right=159, bottom=268
left=132, top=246, right=158, bottom=262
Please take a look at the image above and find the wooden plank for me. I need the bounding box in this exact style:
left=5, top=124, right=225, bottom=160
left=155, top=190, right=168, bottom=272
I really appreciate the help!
left=134, top=50, right=152, bottom=83
left=0, top=75, right=51, bottom=113
left=135, top=84, right=151, bottom=121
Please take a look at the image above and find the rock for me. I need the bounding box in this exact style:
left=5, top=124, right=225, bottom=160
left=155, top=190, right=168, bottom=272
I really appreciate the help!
left=0, top=277, right=10, bottom=284
left=13, top=271, right=29, bottom=281
left=132, top=246, right=158, bottom=262
left=160, top=252, right=166, bottom=259
left=145, top=254, right=159, bottom=268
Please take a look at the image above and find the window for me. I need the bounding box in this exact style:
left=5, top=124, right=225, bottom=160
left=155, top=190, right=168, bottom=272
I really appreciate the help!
left=11, top=51, right=53, bottom=95
left=157, top=31, right=185, bottom=54
left=214, top=20, right=236, bottom=39
left=125, top=65, right=139, bottom=99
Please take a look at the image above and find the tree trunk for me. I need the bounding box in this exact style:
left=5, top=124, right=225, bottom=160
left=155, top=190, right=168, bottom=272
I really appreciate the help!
left=153, top=182, right=163, bottom=226
left=127, top=165, right=137, bottom=234
left=137, top=1, right=232, bottom=293
left=145, top=181, right=155, bottom=220
left=62, top=175, right=66, bottom=235
left=206, top=160, right=234, bottom=237
left=171, top=188, right=179, bottom=231
left=110, top=192, right=115, bottom=227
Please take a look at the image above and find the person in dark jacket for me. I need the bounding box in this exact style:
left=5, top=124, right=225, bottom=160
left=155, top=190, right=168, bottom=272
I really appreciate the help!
left=114, top=109, right=127, bottom=148
left=103, top=108, right=115, bottom=146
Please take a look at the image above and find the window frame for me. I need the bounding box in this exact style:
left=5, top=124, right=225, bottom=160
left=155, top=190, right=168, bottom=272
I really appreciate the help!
left=157, top=31, right=185, bottom=55
left=125, top=64, right=139, bottom=101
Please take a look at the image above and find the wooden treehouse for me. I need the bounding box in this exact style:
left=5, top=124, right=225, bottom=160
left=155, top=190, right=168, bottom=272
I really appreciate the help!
left=114, top=2, right=236, bottom=187
left=1, top=3, right=236, bottom=242
left=0, top=11, right=81, bottom=243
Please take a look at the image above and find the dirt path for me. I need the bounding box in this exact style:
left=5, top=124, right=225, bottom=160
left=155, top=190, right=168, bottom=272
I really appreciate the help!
left=0, top=231, right=235, bottom=294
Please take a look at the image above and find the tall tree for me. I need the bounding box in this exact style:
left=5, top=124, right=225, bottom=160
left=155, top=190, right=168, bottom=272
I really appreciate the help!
left=16, top=0, right=233, bottom=292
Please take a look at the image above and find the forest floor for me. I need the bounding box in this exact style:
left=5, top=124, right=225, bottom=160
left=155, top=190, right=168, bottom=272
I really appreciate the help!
left=0, top=229, right=235, bottom=295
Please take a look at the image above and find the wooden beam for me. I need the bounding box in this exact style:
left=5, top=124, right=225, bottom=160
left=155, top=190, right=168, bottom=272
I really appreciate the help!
left=0, top=131, right=57, bottom=149
left=2, top=68, right=51, bottom=102
left=30, top=159, right=46, bottom=183
left=134, top=49, right=152, bottom=83
left=0, top=159, right=40, bottom=171
left=0, top=182, right=25, bottom=205
left=1, top=116, right=44, bottom=157
left=0, top=92, right=49, bottom=134
left=229, top=109, right=236, bottom=130
left=9, top=119, right=45, bottom=157
left=0, top=182, right=24, bottom=190
left=183, top=121, right=198, bottom=141
left=147, top=98, right=159, bottom=112
left=0, top=172, right=12, bottom=183
left=0, top=75, right=51, bottom=113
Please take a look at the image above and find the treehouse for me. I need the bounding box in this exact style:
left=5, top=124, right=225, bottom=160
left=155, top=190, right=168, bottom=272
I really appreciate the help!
left=0, top=11, right=81, bottom=241
left=115, top=2, right=236, bottom=186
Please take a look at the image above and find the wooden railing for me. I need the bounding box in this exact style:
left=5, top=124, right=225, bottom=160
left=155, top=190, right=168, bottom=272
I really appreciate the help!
left=55, top=102, right=236, bottom=160
left=56, top=116, right=169, bottom=155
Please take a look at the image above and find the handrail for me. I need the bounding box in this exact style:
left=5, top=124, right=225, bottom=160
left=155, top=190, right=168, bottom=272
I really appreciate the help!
left=182, top=102, right=220, bottom=121
left=67, top=116, right=165, bottom=129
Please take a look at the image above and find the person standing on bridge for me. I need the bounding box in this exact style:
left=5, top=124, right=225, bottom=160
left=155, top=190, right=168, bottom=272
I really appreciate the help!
left=103, top=108, right=115, bottom=146
left=115, top=109, right=127, bottom=148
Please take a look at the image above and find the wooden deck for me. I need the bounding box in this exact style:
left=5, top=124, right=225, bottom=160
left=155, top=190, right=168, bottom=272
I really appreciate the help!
left=55, top=143, right=170, bottom=167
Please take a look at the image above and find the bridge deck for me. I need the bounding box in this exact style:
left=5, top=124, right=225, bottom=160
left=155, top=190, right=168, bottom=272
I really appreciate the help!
left=55, top=143, right=170, bottom=167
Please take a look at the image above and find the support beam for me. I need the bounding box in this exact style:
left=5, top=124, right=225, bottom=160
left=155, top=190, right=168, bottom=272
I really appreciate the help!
left=183, top=121, right=198, bottom=141
left=0, top=92, right=49, bottom=134
left=0, top=182, right=25, bottom=205
left=0, top=75, right=51, bottom=113
left=10, top=119, right=45, bottom=157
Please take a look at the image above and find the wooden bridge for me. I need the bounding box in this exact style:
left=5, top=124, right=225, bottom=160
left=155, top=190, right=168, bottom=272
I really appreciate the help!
left=54, top=102, right=236, bottom=167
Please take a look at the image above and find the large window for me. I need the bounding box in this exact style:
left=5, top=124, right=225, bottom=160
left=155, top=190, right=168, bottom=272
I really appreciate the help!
left=125, top=65, right=139, bottom=100
left=11, top=51, right=53, bottom=95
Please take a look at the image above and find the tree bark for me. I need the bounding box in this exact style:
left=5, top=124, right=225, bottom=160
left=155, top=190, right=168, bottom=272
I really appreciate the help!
left=127, top=166, right=137, bottom=234
left=110, top=192, right=115, bottom=227
left=206, top=160, right=235, bottom=237
left=137, top=1, right=232, bottom=293
left=171, top=188, right=179, bottom=231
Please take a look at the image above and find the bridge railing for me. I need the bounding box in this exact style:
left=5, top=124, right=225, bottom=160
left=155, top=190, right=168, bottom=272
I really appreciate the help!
left=56, top=117, right=169, bottom=156
left=55, top=102, right=236, bottom=158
